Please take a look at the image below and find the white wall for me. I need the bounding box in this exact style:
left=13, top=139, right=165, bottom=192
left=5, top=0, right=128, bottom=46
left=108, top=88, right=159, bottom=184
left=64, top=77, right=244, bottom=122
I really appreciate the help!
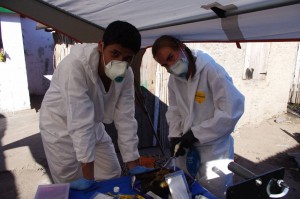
left=21, top=18, right=54, bottom=95
left=0, top=13, right=30, bottom=112
left=188, top=42, right=299, bottom=127
left=142, top=42, right=299, bottom=128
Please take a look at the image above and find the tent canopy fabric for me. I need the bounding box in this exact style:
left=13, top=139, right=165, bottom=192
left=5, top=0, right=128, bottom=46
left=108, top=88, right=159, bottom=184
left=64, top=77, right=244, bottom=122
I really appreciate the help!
left=41, top=0, right=300, bottom=47
left=0, top=0, right=300, bottom=47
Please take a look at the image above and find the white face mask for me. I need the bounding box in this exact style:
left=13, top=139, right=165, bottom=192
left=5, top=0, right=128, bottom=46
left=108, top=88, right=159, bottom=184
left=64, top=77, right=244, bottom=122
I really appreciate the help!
left=102, top=44, right=128, bottom=82
left=168, top=49, right=189, bottom=78
left=104, top=60, right=128, bottom=82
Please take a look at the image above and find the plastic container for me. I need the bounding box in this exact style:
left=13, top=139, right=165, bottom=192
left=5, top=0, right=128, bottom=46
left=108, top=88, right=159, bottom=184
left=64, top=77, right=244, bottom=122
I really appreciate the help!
left=186, top=146, right=201, bottom=178
left=34, top=183, right=70, bottom=199
left=113, top=186, right=120, bottom=198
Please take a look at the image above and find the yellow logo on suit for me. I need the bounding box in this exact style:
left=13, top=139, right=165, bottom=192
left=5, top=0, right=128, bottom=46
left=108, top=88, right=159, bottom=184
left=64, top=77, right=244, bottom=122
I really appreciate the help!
left=195, top=91, right=206, bottom=104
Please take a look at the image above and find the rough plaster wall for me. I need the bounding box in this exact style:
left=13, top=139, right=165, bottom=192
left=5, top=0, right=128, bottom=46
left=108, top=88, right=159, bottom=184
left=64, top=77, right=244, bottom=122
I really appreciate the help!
left=143, top=42, right=298, bottom=128
left=186, top=42, right=298, bottom=128
left=21, top=18, right=54, bottom=95
left=0, top=14, right=30, bottom=112
left=141, top=48, right=158, bottom=93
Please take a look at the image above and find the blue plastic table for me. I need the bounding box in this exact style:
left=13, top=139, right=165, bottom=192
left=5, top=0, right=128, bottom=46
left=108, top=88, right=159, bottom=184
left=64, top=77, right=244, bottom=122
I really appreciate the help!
left=69, top=176, right=217, bottom=199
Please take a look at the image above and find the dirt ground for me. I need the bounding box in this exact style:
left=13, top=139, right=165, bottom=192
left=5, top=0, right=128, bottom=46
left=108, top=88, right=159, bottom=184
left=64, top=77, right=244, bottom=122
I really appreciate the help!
left=0, top=97, right=299, bottom=199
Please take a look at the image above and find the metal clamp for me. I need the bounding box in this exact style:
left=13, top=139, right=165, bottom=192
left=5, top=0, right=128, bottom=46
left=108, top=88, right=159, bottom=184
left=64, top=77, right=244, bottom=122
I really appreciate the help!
left=266, top=179, right=289, bottom=198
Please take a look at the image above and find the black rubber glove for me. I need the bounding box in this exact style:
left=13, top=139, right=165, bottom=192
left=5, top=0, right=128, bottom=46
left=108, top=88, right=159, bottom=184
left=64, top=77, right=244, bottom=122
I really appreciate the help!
left=170, top=137, right=185, bottom=157
left=172, top=130, right=198, bottom=157
left=180, top=129, right=198, bottom=149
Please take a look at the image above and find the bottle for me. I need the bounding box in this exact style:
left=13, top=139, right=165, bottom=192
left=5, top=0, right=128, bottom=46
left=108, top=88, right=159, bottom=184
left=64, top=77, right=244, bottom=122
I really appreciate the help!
left=113, top=186, right=120, bottom=199
left=186, top=146, right=201, bottom=179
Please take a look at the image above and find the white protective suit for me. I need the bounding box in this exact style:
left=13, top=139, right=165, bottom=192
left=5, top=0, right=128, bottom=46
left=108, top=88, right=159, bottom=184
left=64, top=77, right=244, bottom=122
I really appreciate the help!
left=167, top=49, right=244, bottom=198
left=39, top=43, right=140, bottom=183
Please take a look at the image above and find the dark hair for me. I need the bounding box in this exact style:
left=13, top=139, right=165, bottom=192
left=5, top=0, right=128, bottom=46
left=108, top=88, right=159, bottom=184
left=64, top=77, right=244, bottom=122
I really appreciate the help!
left=103, top=20, right=141, bottom=54
left=152, top=35, right=196, bottom=79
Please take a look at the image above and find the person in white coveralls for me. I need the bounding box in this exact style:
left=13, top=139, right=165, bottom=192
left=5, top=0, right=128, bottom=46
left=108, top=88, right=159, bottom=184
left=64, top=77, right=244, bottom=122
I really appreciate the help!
left=40, top=20, right=150, bottom=190
left=152, top=35, right=245, bottom=198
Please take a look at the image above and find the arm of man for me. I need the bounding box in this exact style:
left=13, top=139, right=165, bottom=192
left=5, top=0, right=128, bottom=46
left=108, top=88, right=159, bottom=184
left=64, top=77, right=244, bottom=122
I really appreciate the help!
left=81, top=162, right=94, bottom=179
left=191, top=62, right=245, bottom=144
left=114, top=69, right=156, bottom=174
left=166, top=79, right=183, bottom=138
left=114, top=68, right=140, bottom=165
left=60, top=58, right=98, bottom=178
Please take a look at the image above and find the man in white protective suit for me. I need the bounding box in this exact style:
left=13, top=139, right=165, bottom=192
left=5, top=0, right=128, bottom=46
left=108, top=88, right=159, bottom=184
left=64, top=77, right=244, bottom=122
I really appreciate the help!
left=152, top=35, right=245, bottom=198
left=40, top=20, right=151, bottom=190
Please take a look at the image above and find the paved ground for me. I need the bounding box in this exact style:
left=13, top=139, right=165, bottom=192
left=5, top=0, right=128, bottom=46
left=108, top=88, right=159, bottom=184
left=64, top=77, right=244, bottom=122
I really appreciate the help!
left=0, top=97, right=299, bottom=199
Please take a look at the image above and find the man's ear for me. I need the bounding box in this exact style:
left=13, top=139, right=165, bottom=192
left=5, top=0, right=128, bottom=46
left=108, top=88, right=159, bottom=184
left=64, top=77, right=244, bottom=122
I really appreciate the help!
left=98, top=40, right=103, bottom=52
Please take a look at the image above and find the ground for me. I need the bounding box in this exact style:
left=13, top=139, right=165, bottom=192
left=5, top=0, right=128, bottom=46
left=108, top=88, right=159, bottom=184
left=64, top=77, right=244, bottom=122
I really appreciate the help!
left=0, top=99, right=299, bottom=199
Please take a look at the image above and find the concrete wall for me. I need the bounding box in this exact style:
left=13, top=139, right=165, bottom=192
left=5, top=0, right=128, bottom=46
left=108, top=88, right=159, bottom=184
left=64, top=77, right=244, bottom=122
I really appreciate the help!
left=142, top=42, right=299, bottom=128
left=21, top=18, right=54, bottom=95
left=192, top=42, right=299, bottom=127
left=0, top=14, right=54, bottom=113
left=0, top=13, right=30, bottom=112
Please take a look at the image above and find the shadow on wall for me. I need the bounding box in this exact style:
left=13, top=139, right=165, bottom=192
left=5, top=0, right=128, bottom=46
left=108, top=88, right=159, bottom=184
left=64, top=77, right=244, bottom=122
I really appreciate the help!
left=0, top=114, right=18, bottom=198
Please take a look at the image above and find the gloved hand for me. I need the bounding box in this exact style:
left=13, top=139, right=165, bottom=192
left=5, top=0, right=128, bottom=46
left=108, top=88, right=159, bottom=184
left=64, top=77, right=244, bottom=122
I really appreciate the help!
left=180, top=129, right=198, bottom=148
left=170, top=137, right=185, bottom=157
left=170, top=130, right=198, bottom=157
left=128, top=165, right=154, bottom=175
left=69, top=177, right=95, bottom=190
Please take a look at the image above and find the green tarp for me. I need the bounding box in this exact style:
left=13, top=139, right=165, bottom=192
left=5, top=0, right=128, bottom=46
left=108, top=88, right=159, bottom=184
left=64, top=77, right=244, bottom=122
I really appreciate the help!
left=0, top=7, right=13, bottom=13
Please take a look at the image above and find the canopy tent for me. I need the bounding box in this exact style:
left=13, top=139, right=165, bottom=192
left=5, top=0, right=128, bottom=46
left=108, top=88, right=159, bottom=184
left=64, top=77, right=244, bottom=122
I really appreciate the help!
left=0, top=0, right=299, bottom=152
left=0, top=0, right=300, bottom=47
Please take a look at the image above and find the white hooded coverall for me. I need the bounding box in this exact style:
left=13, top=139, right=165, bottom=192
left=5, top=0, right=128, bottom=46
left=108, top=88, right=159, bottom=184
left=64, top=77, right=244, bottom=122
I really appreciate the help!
left=167, top=49, right=245, bottom=198
left=39, top=43, right=140, bottom=183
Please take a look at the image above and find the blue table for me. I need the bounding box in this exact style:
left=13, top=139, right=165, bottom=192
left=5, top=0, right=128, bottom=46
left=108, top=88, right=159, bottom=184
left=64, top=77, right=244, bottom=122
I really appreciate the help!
left=69, top=176, right=217, bottom=199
